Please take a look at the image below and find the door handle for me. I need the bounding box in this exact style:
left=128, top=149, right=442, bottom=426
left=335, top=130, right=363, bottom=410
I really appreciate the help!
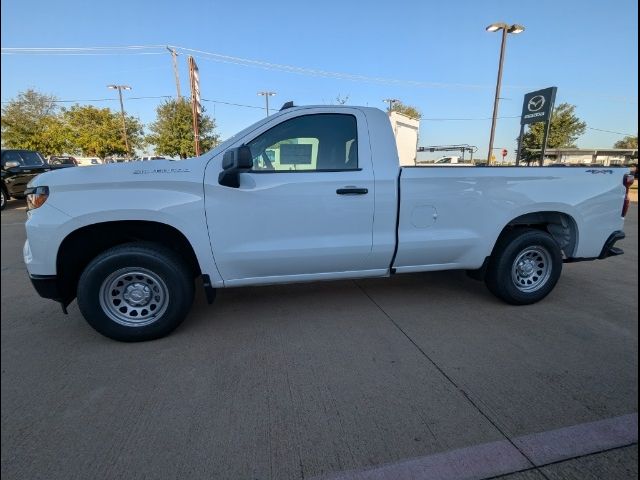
left=336, top=187, right=368, bottom=195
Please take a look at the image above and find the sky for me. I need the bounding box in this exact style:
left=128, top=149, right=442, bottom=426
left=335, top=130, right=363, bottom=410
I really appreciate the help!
left=1, top=0, right=638, bottom=160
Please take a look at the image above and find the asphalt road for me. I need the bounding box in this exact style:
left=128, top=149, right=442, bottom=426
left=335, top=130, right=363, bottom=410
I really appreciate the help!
left=1, top=199, right=638, bottom=480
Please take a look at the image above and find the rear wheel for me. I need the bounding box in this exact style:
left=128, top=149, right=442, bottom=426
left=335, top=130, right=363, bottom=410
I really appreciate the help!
left=0, top=187, right=6, bottom=210
left=485, top=228, right=562, bottom=305
left=77, top=243, right=194, bottom=341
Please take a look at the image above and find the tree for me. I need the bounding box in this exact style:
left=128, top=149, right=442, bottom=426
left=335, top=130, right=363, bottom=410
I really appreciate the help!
left=1, top=89, right=62, bottom=155
left=146, top=99, right=219, bottom=158
left=521, top=103, right=586, bottom=163
left=61, top=105, right=144, bottom=158
left=335, top=94, right=349, bottom=105
left=390, top=101, right=421, bottom=120
left=614, top=135, right=638, bottom=149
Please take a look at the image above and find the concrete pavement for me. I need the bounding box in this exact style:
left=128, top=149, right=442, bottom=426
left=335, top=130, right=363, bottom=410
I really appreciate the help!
left=1, top=200, right=637, bottom=479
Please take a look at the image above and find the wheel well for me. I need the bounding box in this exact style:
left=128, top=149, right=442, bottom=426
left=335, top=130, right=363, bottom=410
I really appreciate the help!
left=56, top=221, right=201, bottom=304
left=495, top=212, right=578, bottom=258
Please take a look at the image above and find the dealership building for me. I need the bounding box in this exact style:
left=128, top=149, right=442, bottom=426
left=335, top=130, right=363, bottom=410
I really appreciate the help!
left=540, top=148, right=638, bottom=166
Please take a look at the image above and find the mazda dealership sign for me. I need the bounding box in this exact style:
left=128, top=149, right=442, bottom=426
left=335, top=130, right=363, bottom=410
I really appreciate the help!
left=521, top=87, right=557, bottom=125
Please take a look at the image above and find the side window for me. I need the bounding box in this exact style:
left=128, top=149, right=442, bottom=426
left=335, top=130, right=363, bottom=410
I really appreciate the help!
left=246, top=114, right=358, bottom=171
left=2, top=151, right=23, bottom=166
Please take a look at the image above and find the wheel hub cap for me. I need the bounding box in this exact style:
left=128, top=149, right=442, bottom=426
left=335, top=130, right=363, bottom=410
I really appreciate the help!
left=99, top=268, right=169, bottom=327
left=511, top=246, right=552, bottom=293
left=123, top=283, right=152, bottom=306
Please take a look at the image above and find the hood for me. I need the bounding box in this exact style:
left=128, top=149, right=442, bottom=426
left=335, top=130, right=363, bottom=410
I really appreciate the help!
left=28, top=157, right=209, bottom=190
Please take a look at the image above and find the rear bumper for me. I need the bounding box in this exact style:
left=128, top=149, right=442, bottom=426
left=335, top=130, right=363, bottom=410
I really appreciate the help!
left=565, top=230, right=625, bottom=263
left=598, top=230, right=625, bottom=259
left=29, top=274, right=62, bottom=302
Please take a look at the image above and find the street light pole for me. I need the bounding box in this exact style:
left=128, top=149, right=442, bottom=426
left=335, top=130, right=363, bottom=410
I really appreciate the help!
left=258, top=91, right=276, bottom=116
left=108, top=84, right=132, bottom=158
left=485, top=23, right=525, bottom=165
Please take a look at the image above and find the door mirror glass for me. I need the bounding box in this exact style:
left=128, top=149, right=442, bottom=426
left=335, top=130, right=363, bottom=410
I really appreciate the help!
left=219, top=145, right=253, bottom=187
left=4, top=160, right=20, bottom=169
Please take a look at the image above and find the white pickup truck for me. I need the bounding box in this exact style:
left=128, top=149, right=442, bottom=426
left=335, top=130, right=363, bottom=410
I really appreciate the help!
left=23, top=105, right=634, bottom=341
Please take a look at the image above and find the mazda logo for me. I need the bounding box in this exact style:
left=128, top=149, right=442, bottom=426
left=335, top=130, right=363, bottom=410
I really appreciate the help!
left=528, top=95, right=546, bottom=112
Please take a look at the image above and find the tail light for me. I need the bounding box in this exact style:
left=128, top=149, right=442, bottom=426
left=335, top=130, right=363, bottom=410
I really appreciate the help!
left=622, top=174, right=634, bottom=217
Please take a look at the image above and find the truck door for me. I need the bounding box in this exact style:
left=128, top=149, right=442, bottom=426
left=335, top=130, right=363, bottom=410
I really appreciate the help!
left=204, top=110, right=378, bottom=285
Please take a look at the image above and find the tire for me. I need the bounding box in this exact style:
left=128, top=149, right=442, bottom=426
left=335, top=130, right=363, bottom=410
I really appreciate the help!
left=77, top=242, right=195, bottom=341
left=0, top=186, right=6, bottom=211
left=485, top=228, right=562, bottom=305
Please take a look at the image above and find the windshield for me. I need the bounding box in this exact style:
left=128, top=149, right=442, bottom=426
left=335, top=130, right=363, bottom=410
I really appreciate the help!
left=436, top=157, right=452, bottom=164
left=20, top=151, right=46, bottom=166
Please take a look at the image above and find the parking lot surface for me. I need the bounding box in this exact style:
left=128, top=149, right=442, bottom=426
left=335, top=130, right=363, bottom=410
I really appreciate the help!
left=1, top=200, right=638, bottom=480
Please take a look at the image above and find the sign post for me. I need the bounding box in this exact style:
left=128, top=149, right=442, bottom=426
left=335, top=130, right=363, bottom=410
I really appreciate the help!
left=188, top=56, right=202, bottom=157
left=516, top=87, right=557, bottom=166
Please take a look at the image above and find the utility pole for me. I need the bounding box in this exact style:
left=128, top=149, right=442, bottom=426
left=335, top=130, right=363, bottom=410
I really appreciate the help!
left=107, top=84, right=132, bottom=158
left=188, top=56, right=202, bottom=156
left=383, top=98, right=399, bottom=114
left=166, top=46, right=181, bottom=99
left=258, top=91, right=276, bottom=116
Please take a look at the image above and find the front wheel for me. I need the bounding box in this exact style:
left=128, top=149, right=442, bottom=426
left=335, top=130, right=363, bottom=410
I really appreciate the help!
left=1, top=186, right=7, bottom=210
left=485, top=228, right=562, bottom=305
left=77, top=243, right=195, bottom=341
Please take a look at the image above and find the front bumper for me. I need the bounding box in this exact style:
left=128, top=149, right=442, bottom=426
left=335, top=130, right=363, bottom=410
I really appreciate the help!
left=29, top=274, right=62, bottom=302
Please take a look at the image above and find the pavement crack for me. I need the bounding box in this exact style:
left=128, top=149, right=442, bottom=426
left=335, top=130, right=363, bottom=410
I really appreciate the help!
left=484, top=442, right=639, bottom=479
left=353, top=281, right=553, bottom=480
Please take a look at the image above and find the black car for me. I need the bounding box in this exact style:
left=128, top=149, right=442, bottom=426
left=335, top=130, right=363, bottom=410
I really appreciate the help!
left=1, top=149, right=61, bottom=210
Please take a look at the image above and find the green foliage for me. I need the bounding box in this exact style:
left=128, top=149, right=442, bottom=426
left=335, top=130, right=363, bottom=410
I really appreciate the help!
left=146, top=99, right=219, bottom=158
left=1, top=89, right=61, bottom=155
left=1, top=90, right=143, bottom=157
left=62, top=105, right=143, bottom=158
left=521, top=103, right=586, bottom=163
left=614, top=135, right=638, bottom=149
left=390, top=101, right=422, bottom=120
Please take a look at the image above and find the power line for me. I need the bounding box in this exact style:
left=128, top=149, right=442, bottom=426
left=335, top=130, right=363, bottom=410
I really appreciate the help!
left=2, top=44, right=638, bottom=102
left=422, top=115, right=521, bottom=121
left=0, top=95, right=173, bottom=103
left=178, top=48, right=491, bottom=91
left=0, top=95, right=267, bottom=111
left=1, top=45, right=164, bottom=52
left=201, top=98, right=265, bottom=110
left=1, top=52, right=165, bottom=57
left=587, top=127, right=637, bottom=136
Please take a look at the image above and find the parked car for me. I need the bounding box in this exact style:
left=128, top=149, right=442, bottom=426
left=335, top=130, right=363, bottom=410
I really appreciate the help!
left=1, top=149, right=61, bottom=210
left=23, top=105, right=634, bottom=341
left=140, top=156, right=167, bottom=161
left=75, top=157, right=103, bottom=166
left=48, top=156, right=78, bottom=167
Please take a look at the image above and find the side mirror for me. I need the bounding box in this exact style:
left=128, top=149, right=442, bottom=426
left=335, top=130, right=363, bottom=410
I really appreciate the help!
left=3, top=160, right=21, bottom=169
left=218, top=145, right=253, bottom=188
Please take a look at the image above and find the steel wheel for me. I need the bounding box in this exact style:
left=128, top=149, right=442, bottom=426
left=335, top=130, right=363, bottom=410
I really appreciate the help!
left=511, top=246, right=552, bottom=293
left=99, top=267, right=169, bottom=327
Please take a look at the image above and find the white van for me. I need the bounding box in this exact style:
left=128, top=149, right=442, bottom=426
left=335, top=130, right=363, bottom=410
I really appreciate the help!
left=75, top=157, right=103, bottom=167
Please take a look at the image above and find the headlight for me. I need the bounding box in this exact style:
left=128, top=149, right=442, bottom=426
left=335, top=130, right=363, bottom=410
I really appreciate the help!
left=25, top=186, right=49, bottom=210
